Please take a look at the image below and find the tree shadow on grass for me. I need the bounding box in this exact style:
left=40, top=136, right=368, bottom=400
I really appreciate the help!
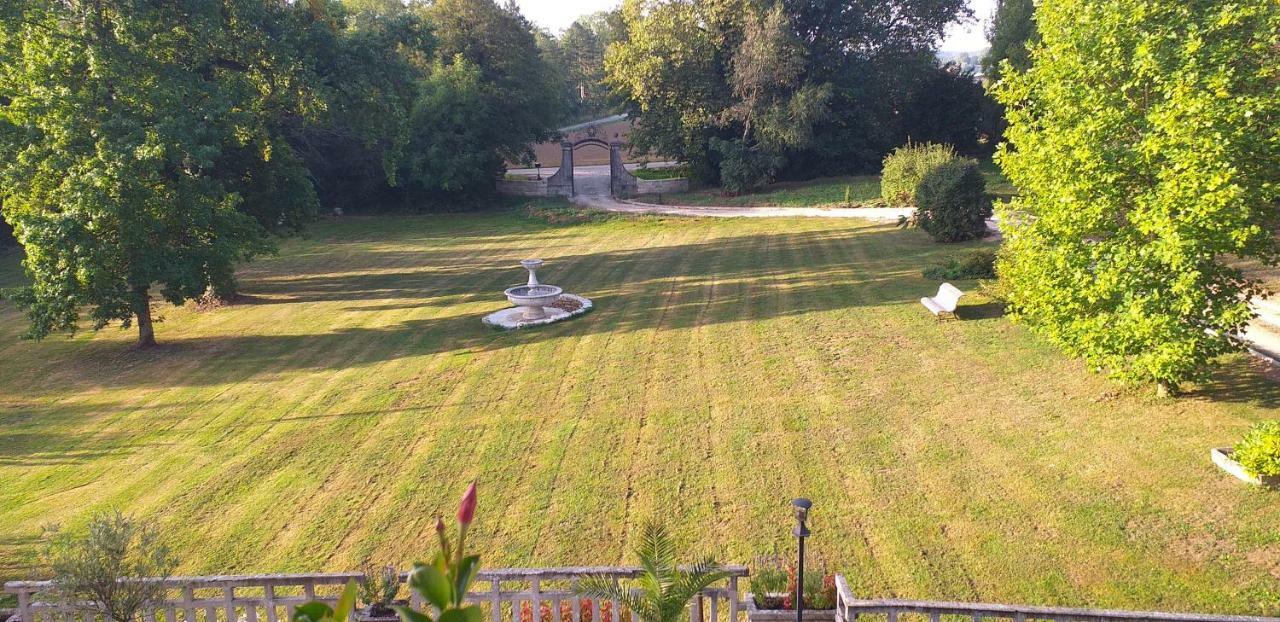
left=1, top=224, right=1004, bottom=394
left=1190, top=355, right=1280, bottom=409
left=956, top=301, right=1006, bottom=321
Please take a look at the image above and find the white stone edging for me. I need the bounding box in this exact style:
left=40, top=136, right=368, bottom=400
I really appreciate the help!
left=482, top=294, right=593, bottom=330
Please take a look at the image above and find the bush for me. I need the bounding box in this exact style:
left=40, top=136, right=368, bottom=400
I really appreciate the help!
left=43, top=510, right=177, bottom=622
left=922, top=250, right=997, bottom=280
left=880, top=142, right=957, bottom=205
left=1233, top=420, right=1280, bottom=478
left=749, top=556, right=788, bottom=602
left=712, top=138, right=781, bottom=194
left=915, top=158, right=990, bottom=242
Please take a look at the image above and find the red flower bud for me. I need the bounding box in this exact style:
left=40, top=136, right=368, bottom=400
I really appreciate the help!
left=457, top=481, right=477, bottom=525
left=435, top=515, right=446, bottom=533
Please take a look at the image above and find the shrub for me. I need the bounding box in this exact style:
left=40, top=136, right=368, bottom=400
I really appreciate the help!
left=357, top=563, right=401, bottom=614
left=922, top=250, right=997, bottom=281
left=1233, top=421, right=1280, bottom=478
left=915, top=159, right=990, bottom=242
left=712, top=138, right=781, bottom=194
left=43, top=510, right=178, bottom=622
left=749, top=556, right=788, bottom=604
left=880, top=142, right=957, bottom=206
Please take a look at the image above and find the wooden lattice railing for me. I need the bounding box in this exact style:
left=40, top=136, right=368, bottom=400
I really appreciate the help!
left=4, top=567, right=749, bottom=622
left=833, top=576, right=1280, bottom=622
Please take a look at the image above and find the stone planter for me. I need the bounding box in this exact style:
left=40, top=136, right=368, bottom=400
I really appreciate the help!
left=1211, top=447, right=1280, bottom=489
left=742, top=595, right=836, bottom=622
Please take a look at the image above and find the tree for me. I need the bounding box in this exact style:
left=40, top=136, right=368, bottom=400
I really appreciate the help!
left=43, top=510, right=178, bottom=622
left=422, top=0, right=562, bottom=167
left=993, top=0, right=1280, bottom=393
left=576, top=522, right=731, bottom=622
left=0, top=1, right=314, bottom=346
left=982, top=0, right=1036, bottom=82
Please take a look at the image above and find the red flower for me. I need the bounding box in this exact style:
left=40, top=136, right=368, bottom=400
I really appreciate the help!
left=457, top=481, right=477, bottom=525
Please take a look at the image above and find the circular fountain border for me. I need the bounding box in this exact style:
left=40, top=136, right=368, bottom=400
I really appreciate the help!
left=482, top=294, right=593, bottom=330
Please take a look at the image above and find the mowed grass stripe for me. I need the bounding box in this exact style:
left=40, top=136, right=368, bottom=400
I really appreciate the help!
left=2, top=212, right=1279, bottom=614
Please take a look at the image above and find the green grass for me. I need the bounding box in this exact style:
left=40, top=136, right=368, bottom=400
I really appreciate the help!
left=654, top=160, right=1016, bottom=208
left=632, top=165, right=690, bottom=181
left=2, top=212, right=1279, bottom=614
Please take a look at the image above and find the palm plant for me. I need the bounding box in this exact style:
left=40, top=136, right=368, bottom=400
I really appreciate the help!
left=576, top=523, right=731, bottom=622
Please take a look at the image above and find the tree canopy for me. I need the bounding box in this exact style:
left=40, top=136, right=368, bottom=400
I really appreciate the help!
left=0, top=0, right=564, bottom=345
left=993, top=0, right=1280, bottom=392
left=605, top=0, right=976, bottom=188
left=982, top=0, right=1037, bottom=81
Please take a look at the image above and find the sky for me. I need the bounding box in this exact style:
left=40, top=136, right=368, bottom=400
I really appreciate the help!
left=515, top=0, right=997, bottom=53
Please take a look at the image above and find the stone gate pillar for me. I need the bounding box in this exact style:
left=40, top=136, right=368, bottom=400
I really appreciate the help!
left=546, top=141, right=575, bottom=196
left=609, top=141, right=638, bottom=198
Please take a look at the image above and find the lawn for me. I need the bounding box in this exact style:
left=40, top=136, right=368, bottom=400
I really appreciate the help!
left=649, top=160, right=1016, bottom=207
left=1, top=208, right=1279, bottom=615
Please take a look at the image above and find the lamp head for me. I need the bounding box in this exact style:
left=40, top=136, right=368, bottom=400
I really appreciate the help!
left=792, top=497, right=812, bottom=523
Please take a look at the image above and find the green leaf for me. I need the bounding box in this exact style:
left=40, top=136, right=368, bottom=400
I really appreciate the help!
left=410, top=562, right=453, bottom=610
left=394, top=605, right=434, bottom=622
left=334, top=580, right=359, bottom=622
left=453, top=555, right=480, bottom=605
left=461, top=605, right=483, bottom=622
left=292, top=602, right=334, bottom=622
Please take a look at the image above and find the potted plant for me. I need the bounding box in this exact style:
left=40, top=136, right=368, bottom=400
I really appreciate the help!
left=355, top=564, right=404, bottom=622
left=575, top=522, right=732, bottom=622
left=743, top=556, right=836, bottom=622
left=1213, top=420, right=1280, bottom=489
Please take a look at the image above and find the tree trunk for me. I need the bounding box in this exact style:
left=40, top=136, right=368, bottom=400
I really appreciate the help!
left=133, top=286, right=156, bottom=348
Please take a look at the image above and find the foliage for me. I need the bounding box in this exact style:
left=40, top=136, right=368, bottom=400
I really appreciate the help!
left=576, top=522, right=731, bottom=622
left=0, top=0, right=315, bottom=346
left=923, top=251, right=997, bottom=281
left=394, top=483, right=482, bottom=622
left=291, top=583, right=360, bottom=622
left=285, top=4, right=433, bottom=214
left=607, top=0, right=970, bottom=186
left=401, top=58, right=503, bottom=205
left=553, top=12, right=626, bottom=121
left=424, top=0, right=562, bottom=167
left=880, top=143, right=958, bottom=206
left=358, top=563, right=402, bottom=614
left=710, top=139, right=781, bottom=195
left=782, top=568, right=835, bottom=611
left=915, top=159, right=990, bottom=243
left=748, top=556, right=788, bottom=602
left=983, top=0, right=1038, bottom=81
left=993, top=0, right=1280, bottom=391
left=1233, top=421, right=1280, bottom=479
left=898, top=63, right=1001, bottom=156
left=42, top=510, right=178, bottom=622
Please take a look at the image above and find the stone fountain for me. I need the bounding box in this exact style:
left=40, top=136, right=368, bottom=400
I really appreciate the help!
left=482, top=259, right=593, bottom=329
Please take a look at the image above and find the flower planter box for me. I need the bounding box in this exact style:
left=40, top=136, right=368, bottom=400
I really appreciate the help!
left=742, top=595, right=835, bottom=622
left=1211, top=447, right=1280, bottom=489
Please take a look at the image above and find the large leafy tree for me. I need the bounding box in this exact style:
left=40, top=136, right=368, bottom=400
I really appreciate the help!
left=993, top=0, right=1280, bottom=393
left=0, top=0, right=316, bottom=346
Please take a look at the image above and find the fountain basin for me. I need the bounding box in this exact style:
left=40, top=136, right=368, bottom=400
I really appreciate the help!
left=504, top=284, right=563, bottom=319
left=483, top=293, right=593, bottom=330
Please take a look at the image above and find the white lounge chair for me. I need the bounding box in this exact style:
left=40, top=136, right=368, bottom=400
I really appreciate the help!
left=921, top=283, right=964, bottom=320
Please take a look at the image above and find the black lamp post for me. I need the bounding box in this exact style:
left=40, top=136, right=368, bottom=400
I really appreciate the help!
left=792, top=498, right=812, bottom=622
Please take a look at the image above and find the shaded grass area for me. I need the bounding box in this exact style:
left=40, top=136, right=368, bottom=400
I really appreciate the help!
left=632, top=165, right=690, bottom=181
left=1, top=213, right=1279, bottom=614
left=654, top=160, right=1016, bottom=208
